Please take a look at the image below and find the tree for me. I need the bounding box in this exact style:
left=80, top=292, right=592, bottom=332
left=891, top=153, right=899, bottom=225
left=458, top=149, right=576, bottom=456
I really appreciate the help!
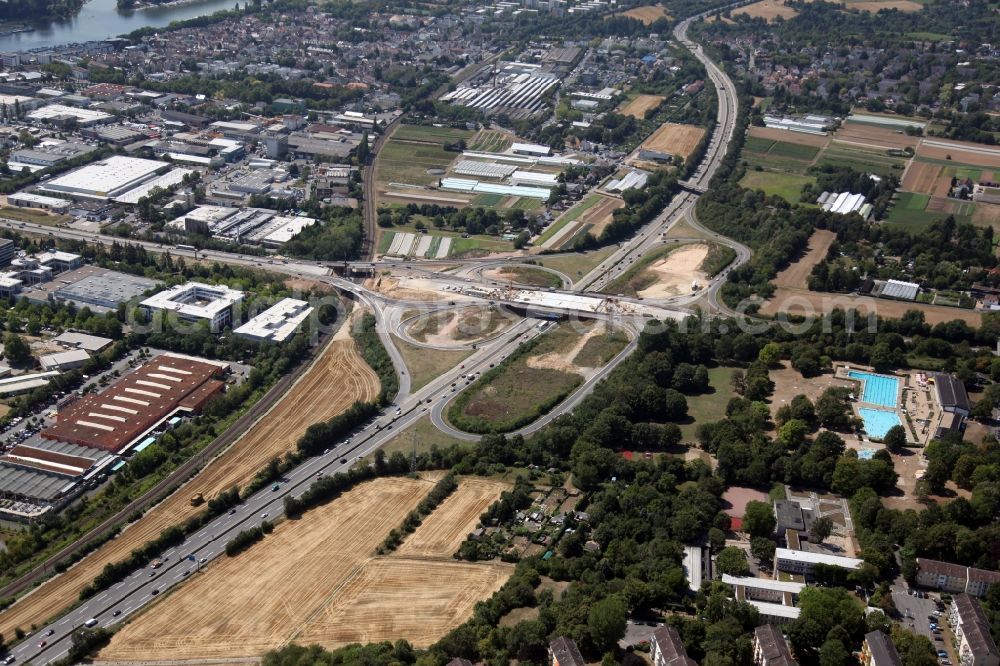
left=750, top=536, right=776, bottom=566
left=742, top=501, right=776, bottom=538
left=715, top=546, right=749, bottom=576
left=758, top=342, right=781, bottom=367
left=778, top=419, right=809, bottom=448
left=663, top=389, right=688, bottom=420
left=588, top=595, right=627, bottom=653
left=3, top=332, right=31, bottom=366
left=819, top=639, right=852, bottom=666
left=883, top=425, right=907, bottom=453
left=809, top=516, right=834, bottom=544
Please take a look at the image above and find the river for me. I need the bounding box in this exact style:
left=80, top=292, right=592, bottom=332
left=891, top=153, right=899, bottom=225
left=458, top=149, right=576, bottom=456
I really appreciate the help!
left=0, top=0, right=242, bottom=52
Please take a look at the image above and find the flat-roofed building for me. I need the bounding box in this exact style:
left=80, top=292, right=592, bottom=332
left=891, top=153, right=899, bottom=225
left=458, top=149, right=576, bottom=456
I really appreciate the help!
left=234, top=298, right=313, bottom=343
left=10, top=141, right=95, bottom=167
left=650, top=626, right=696, bottom=666
left=748, top=600, right=801, bottom=624
left=53, top=332, right=113, bottom=353
left=949, top=594, right=1000, bottom=666
left=39, top=155, right=167, bottom=201
left=36, top=250, right=82, bottom=273
left=722, top=574, right=805, bottom=606
left=861, top=631, right=902, bottom=666
left=753, top=625, right=797, bottom=666
left=511, top=142, right=552, bottom=156
left=774, top=548, right=862, bottom=577
left=140, top=282, right=245, bottom=332
left=41, top=354, right=226, bottom=453
left=7, top=192, right=70, bottom=214
left=39, top=349, right=91, bottom=372
left=27, top=104, right=113, bottom=126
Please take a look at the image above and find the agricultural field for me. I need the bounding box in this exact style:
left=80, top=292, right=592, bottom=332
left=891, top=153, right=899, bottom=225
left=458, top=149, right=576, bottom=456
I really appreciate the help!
left=99, top=477, right=512, bottom=661
left=833, top=121, right=919, bottom=152
left=639, top=122, right=705, bottom=159
left=540, top=195, right=624, bottom=250
left=732, top=0, right=799, bottom=21
left=449, top=322, right=626, bottom=432
left=747, top=126, right=830, bottom=148
left=375, top=124, right=474, bottom=189
left=915, top=137, right=1000, bottom=169
left=816, top=142, right=907, bottom=177
left=619, top=94, right=665, bottom=119
left=614, top=4, right=668, bottom=23
left=883, top=192, right=975, bottom=232
left=0, top=337, right=379, bottom=640
left=739, top=170, right=815, bottom=203
left=397, top=478, right=509, bottom=558
left=469, top=129, right=514, bottom=153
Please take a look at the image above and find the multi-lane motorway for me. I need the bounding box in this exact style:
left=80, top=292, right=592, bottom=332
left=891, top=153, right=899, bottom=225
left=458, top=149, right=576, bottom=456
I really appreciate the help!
left=2, top=12, right=750, bottom=664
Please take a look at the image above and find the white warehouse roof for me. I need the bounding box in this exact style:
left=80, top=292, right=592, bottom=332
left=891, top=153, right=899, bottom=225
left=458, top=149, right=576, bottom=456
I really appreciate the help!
left=721, top=575, right=806, bottom=594
left=28, top=104, right=113, bottom=125
left=234, top=298, right=314, bottom=343
left=40, top=156, right=167, bottom=200
left=775, top=548, right=863, bottom=569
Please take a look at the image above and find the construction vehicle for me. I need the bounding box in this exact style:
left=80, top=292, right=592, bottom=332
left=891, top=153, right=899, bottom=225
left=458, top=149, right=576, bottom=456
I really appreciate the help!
left=190, top=492, right=204, bottom=506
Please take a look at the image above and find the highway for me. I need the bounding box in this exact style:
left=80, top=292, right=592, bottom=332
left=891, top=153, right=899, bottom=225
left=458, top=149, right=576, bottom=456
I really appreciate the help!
left=1, top=10, right=751, bottom=663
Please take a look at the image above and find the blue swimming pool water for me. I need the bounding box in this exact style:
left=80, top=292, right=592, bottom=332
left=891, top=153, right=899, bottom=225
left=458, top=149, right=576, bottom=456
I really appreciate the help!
left=858, top=408, right=902, bottom=440
left=848, top=371, right=899, bottom=407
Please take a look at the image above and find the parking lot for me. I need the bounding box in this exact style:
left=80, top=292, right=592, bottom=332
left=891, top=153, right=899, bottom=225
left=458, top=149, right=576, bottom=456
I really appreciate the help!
left=890, top=584, right=956, bottom=664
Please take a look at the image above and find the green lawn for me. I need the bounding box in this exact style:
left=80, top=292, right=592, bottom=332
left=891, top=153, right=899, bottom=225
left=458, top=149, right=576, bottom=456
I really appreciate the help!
left=768, top=140, right=820, bottom=161
left=377, top=140, right=460, bottom=186
left=381, top=415, right=473, bottom=457
left=906, top=31, right=952, bottom=41
left=473, top=193, right=505, bottom=207
left=496, top=266, right=562, bottom=288
left=392, top=124, right=475, bottom=144
left=573, top=330, right=629, bottom=367
left=679, top=366, right=740, bottom=441
left=537, top=195, right=601, bottom=245
left=0, top=207, right=68, bottom=225
left=739, top=170, right=814, bottom=203
left=744, top=136, right=776, bottom=154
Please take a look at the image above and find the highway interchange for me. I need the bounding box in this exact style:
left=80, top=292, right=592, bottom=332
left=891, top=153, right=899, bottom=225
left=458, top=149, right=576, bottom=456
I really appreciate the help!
left=2, top=11, right=747, bottom=664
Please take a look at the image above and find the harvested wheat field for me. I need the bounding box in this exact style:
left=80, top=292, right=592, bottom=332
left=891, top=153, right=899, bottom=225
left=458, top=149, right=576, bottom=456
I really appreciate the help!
left=773, top=230, right=837, bottom=289
left=100, top=478, right=436, bottom=661
left=733, top=0, right=798, bottom=21
left=616, top=5, right=668, bottom=23
left=0, top=336, right=379, bottom=640
left=398, top=478, right=508, bottom=557
left=640, top=122, right=705, bottom=159
left=748, top=125, right=830, bottom=148
left=295, top=557, right=511, bottom=649
left=759, top=287, right=983, bottom=327
left=637, top=244, right=710, bottom=299
left=620, top=94, right=665, bottom=119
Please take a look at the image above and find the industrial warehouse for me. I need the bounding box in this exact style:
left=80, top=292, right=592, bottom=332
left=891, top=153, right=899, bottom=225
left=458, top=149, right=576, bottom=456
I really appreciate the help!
left=0, top=354, right=230, bottom=521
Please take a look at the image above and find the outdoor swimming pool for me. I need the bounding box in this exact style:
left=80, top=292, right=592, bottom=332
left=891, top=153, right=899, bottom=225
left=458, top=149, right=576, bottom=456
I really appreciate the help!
left=848, top=371, right=899, bottom=407
left=858, top=408, right=902, bottom=440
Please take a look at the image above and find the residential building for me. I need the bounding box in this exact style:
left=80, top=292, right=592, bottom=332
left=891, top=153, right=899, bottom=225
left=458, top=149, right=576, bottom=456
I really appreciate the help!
left=650, top=626, right=696, bottom=666
left=916, top=558, right=1000, bottom=598
left=140, top=282, right=245, bottom=332
left=548, top=636, right=585, bottom=666
left=949, top=594, right=1000, bottom=666
left=774, top=548, right=862, bottom=577
left=861, top=631, right=902, bottom=666
left=722, top=575, right=804, bottom=606
left=753, top=625, right=797, bottom=666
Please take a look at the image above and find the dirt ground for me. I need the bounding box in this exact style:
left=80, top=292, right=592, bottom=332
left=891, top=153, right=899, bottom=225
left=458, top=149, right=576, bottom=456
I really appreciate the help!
left=834, top=122, right=919, bottom=151
left=0, top=338, right=379, bottom=639
left=295, top=557, right=511, bottom=649
left=369, top=276, right=446, bottom=302
left=768, top=364, right=854, bottom=422
left=527, top=323, right=604, bottom=376
left=100, top=478, right=435, bottom=660
left=973, top=202, right=1000, bottom=228
left=917, top=140, right=1000, bottom=168
left=721, top=486, right=769, bottom=520
left=748, top=125, right=830, bottom=148
left=620, top=94, right=665, bottom=119
left=901, top=161, right=943, bottom=194
left=640, top=122, right=706, bottom=159
left=759, top=287, right=984, bottom=327
left=577, top=196, right=625, bottom=239
left=848, top=0, right=924, bottom=11
left=409, top=307, right=510, bottom=345
left=637, top=244, right=710, bottom=298
left=616, top=5, right=668, bottom=23
left=772, top=229, right=836, bottom=289
left=283, top=277, right=336, bottom=294
left=397, top=478, right=509, bottom=558
left=732, top=0, right=799, bottom=21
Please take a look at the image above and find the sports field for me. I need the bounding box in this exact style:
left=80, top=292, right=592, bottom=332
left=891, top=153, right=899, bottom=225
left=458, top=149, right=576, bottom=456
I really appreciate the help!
left=99, top=477, right=511, bottom=660
left=0, top=336, right=379, bottom=640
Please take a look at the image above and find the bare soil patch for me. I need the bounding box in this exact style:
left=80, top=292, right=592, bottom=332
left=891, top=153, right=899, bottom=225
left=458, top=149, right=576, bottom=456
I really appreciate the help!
left=640, top=123, right=705, bottom=159
left=733, top=0, right=799, bottom=21
left=369, top=276, right=445, bottom=302
left=636, top=244, right=710, bottom=298
left=771, top=229, right=836, bottom=289
left=722, top=486, right=769, bottom=519
left=917, top=140, right=1000, bottom=168
left=397, top=478, right=509, bottom=558
left=578, top=196, right=625, bottom=239
left=620, top=94, right=665, bottom=119
left=0, top=339, right=379, bottom=639
left=748, top=125, right=830, bottom=148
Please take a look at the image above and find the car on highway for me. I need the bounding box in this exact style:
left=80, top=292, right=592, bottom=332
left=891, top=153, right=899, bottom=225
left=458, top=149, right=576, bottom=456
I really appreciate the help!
left=45, top=629, right=54, bottom=637
left=4, top=655, right=15, bottom=663
left=260, top=513, right=268, bottom=519
left=340, top=458, right=347, bottom=463
left=199, top=557, right=207, bottom=564
left=112, top=610, right=121, bottom=617
left=151, top=589, right=159, bottom=595
left=37, top=641, right=45, bottom=649
left=271, top=483, right=280, bottom=491
left=229, top=508, right=237, bottom=515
